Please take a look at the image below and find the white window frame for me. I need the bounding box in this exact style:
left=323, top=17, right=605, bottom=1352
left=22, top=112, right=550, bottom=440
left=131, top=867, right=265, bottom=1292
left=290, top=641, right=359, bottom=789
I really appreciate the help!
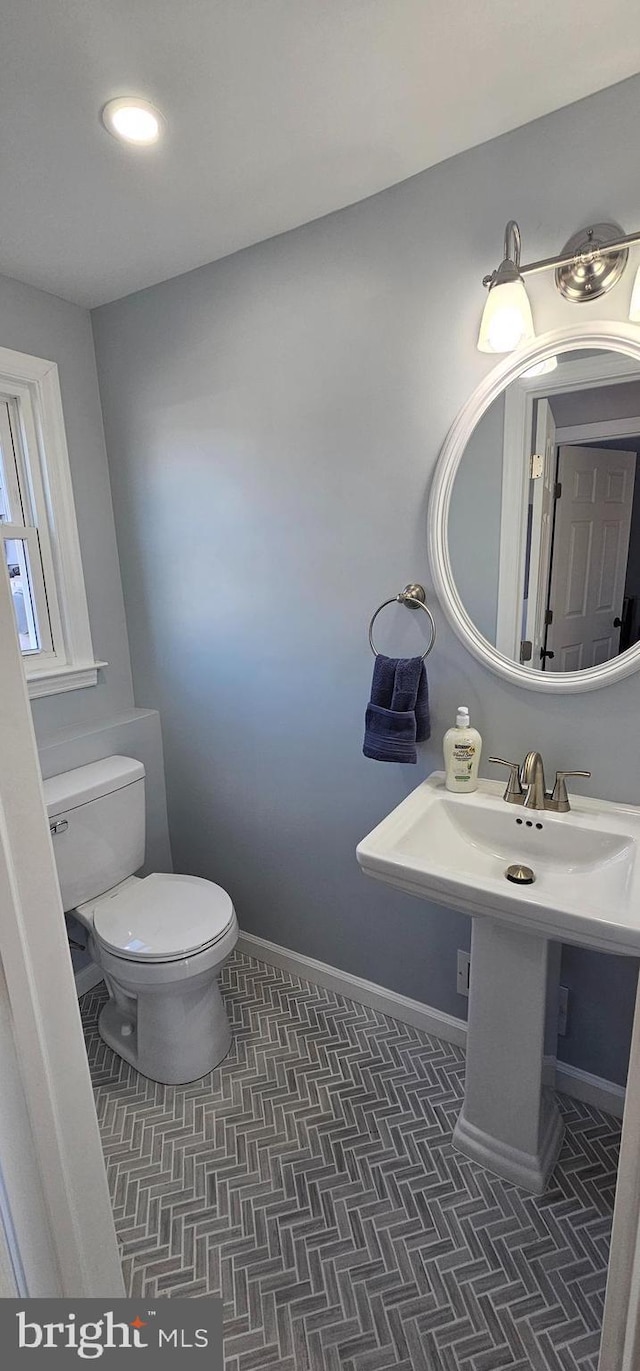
left=0, top=346, right=106, bottom=698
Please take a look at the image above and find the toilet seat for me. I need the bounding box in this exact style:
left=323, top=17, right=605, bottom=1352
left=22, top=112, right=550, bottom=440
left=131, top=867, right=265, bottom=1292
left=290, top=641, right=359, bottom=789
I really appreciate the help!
left=83, top=872, right=235, bottom=963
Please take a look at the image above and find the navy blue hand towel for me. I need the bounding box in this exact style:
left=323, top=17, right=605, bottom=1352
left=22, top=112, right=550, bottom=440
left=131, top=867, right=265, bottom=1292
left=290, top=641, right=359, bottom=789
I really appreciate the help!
left=392, top=657, right=431, bottom=742
left=363, top=654, right=430, bottom=763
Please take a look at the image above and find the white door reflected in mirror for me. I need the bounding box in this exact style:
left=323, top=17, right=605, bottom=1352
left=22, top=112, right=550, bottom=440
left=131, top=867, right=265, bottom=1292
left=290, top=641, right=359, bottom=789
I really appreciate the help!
left=429, top=325, right=640, bottom=692
left=546, top=444, right=636, bottom=669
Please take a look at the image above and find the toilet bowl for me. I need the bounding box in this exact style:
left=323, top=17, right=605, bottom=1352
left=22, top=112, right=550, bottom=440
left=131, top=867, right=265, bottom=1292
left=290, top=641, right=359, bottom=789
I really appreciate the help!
left=43, top=756, right=239, bottom=1085
left=77, top=872, right=238, bottom=1083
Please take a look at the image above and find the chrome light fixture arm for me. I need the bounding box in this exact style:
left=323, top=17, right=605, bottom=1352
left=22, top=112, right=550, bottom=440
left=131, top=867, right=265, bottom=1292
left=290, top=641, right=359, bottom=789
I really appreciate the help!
left=482, top=221, right=640, bottom=303
left=484, top=221, right=523, bottom=290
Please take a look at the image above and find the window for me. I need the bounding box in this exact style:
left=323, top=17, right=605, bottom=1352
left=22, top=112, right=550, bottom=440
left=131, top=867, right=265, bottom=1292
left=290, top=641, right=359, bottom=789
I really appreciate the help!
left=2, top=398, right=55, bottom=659
left=0, top=347, right=104, bottom=698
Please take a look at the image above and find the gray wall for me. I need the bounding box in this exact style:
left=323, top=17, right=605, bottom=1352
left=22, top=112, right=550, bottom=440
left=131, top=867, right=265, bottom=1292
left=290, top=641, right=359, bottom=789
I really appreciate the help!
left=93, top=74, right=640, bottom=1087
left=0, top=272, right=171, bottom=874
left=551, top=378, right=640, bottom=427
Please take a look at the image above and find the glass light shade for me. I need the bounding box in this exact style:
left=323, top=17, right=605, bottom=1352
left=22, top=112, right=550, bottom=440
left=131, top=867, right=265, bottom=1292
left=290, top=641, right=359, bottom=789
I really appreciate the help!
left=522, top=355, right=558, bottom=378
left=629, top=264, right=640, bottom=322
left=477, top=278, right=535, bottom=353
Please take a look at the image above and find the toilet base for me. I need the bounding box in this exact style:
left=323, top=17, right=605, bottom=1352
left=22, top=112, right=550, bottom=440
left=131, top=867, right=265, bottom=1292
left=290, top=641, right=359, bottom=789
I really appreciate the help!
left=98, top=967, right=232, bottom=1085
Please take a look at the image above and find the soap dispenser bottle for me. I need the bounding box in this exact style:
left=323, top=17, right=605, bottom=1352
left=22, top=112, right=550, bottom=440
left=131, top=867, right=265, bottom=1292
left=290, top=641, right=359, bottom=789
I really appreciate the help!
left=443, top=706, right=482, bottom=792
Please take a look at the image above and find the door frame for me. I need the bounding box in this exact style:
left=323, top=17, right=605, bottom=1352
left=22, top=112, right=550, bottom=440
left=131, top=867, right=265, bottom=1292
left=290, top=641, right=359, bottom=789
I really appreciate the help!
left=601, top=971, right=640, bottom=1369
left=521, top=398, right=556, bottom=665
left=0, top=1172, right=20, bottom=1297
left=0, top=549, right=123, bottom=1296
left=556, top=415, right=640, bottom=446
left=495, top=352, right=640, bottom=657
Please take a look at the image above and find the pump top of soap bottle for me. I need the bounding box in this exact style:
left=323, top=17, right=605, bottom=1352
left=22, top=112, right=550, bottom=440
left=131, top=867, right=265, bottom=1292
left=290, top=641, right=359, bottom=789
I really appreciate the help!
left=456, top=706, right=470, bottom=728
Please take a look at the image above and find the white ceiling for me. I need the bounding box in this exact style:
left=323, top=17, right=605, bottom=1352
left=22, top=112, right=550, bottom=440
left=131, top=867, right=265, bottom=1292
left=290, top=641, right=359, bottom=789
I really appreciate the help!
left=2, top=0, right=640, bottom=308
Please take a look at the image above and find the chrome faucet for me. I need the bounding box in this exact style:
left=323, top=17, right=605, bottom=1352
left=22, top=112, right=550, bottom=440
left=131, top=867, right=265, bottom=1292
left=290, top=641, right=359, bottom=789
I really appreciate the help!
left=489, top=754, right=591, bottom=812
left=521, top=751, right=547, bottom=810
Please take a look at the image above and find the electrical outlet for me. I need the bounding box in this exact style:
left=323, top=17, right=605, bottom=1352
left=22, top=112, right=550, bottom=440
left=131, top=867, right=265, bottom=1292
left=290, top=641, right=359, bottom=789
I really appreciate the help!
left=558, top=985, right=569, bottom=1037
left=457, top=950, right=471, bottom=997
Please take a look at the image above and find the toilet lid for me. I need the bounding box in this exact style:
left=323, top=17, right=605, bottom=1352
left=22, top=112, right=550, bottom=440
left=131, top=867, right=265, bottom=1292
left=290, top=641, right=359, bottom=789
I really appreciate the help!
left=92, top=873, right=234, bottom=962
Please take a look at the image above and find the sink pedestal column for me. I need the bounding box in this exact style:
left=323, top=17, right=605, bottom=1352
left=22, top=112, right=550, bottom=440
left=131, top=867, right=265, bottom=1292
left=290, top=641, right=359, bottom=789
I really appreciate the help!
left=453, top=918, right=564, bottom=1193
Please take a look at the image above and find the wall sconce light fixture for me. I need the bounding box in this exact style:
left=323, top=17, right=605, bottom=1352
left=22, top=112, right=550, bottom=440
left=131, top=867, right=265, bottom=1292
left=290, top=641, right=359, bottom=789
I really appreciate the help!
left=478, top=220, right=640, bottom=354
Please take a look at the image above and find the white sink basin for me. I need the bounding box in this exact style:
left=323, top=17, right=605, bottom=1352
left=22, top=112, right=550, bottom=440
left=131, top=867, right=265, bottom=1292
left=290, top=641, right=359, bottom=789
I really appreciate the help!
left=357, top=771, right=640, bottom=957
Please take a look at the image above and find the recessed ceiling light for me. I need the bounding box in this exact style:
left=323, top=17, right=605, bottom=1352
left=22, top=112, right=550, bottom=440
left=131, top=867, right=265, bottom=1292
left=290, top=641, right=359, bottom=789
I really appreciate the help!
left=101, top=97, right=165, bottom=146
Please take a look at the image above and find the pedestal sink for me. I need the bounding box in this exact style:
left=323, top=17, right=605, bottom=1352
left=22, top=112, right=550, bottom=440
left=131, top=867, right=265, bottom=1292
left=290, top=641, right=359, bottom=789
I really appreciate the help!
left=357, top=772, right=640, bottom=1192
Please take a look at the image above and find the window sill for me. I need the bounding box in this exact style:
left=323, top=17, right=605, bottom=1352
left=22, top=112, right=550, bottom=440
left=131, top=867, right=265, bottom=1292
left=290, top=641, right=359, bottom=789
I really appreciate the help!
left=26, top=661, right=108, bottom=700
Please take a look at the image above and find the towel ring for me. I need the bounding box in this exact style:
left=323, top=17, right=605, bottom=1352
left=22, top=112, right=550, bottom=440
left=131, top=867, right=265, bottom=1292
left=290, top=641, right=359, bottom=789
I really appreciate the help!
left=368, top=584, right=436, bottom=660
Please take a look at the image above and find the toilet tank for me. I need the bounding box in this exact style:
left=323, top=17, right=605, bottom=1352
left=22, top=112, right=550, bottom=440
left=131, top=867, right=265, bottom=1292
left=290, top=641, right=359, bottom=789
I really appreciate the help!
left=43, top=756, right=146, bottom=912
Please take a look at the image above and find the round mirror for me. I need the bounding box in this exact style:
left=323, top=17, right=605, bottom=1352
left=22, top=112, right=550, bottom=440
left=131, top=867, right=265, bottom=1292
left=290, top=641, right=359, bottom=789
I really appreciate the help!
left=428, top=325, right=640, bottom=691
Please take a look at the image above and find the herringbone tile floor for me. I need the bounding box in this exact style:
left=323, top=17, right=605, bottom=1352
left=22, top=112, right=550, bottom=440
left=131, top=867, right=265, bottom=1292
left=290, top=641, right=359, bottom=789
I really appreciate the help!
left=80, top=951, right=620, bottom=1371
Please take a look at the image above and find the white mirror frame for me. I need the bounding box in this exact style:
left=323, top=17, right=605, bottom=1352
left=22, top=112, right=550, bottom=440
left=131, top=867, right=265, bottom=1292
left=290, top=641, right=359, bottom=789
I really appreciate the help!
left=428, top=322, right=640, bottom=693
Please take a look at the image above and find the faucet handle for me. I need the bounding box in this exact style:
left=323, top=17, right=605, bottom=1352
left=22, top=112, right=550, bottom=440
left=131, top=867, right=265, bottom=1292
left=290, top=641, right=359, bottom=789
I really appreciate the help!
left=488, top=757, right=524, bottom=803
left=551, top=769, right=591, bottom=812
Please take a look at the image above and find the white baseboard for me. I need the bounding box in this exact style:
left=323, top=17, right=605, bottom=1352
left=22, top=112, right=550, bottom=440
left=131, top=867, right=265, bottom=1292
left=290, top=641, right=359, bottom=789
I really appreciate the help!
left=74, top=963, right=104, bottom=998
left=237, top=931, right=467, bottom=1047
left=554, top=1061, right=626, bottom=1118
left=237, top=930, right=625, bottom=1120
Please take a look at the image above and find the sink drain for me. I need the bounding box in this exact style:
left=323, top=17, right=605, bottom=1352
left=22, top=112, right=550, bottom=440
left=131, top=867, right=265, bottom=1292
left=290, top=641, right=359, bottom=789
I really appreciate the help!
left=505, top=863, right=535, bottom=885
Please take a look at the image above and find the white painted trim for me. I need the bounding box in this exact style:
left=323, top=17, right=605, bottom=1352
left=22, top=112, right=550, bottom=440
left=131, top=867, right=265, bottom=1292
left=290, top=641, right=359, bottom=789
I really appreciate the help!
left=0, top=948, right=64, bottom=1296
left=237, top=931, right=624, bottom=1116
left=27, top=661, right=107, bottom=700
left=622, top=1222, right=640, bottom=1371
left=495, top=381, right=534, bottom=657
left=555, top=415, right=640, bottom=445
left=74, top=962, right=104, bottom=997
left=0, top=1197, right=19, bottom=1297
left=236, top=931, right=467, bottom=1045
left=0, top=346, right=102, bottom=698
left=515, top=351, right=639, bottom=396
left=601, top=974, right=640, bottom=1369
left=0, top=548, right=123, bottom=1296
left=428, top=323, right=640, bottom=692
left=555, top=1061, right=626, bottom=1119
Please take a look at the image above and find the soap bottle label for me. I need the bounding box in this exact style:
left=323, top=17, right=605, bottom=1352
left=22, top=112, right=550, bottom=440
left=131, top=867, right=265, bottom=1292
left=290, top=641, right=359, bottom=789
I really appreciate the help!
left=452, top=741, right=476, bottom=782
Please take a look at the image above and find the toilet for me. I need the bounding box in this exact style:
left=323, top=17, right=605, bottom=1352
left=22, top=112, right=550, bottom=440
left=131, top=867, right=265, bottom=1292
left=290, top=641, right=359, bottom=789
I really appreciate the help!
left=43, top=755, right=238, bottom=1085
